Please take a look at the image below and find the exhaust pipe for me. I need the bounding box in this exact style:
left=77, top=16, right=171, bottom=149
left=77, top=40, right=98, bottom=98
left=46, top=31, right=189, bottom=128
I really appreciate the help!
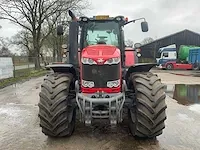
left=68, top=10, right=77, bottom=21
left=68, top=10, right=79, bottom=67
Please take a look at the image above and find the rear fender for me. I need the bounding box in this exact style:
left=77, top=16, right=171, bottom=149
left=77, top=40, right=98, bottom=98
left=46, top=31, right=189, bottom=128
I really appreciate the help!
left=46, top=64, right=78, bottom=80
left=125, top=63, right=156, bottom=81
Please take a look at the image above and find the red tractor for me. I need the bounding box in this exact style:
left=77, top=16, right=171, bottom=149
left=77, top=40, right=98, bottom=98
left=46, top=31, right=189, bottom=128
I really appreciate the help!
left=38, top=10, right=167, bottom=138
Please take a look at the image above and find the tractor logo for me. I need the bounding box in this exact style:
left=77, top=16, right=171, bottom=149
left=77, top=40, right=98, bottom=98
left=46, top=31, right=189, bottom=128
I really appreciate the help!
left=97, top=58, right=104, bottom=63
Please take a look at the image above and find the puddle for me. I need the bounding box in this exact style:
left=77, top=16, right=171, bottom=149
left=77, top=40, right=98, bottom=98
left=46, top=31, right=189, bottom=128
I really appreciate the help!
left=165, top=84, right=200, bottom=106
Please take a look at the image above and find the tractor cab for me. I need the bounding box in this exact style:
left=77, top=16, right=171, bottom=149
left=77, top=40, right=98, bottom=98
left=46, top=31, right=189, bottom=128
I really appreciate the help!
left=79, top=15, right=125, bottom=49
left=63, top=15, right=147, bottom=93
left=57, top=14, right=148, bottom=68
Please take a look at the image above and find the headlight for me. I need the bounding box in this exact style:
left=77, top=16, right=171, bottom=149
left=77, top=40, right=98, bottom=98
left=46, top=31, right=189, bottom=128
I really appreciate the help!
left=107, top=79, right=120, bottom=88
left=104, top=57, right=120, bottom=65
left=82, top=80, right=95, bottom=88
left=81, top=58, right=97, bottom=65
left=136, top=53, right=141, bottom=57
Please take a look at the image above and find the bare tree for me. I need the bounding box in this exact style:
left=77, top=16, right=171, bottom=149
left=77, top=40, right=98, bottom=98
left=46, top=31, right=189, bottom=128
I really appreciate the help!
left=141, top=37, right=154, bottom=45
left=0, top=37, right=10, bottom=48
left=41, top=25, right=69, bottom=62
left=125, top=39, right=134, bottom=47
left=0, top=46, right=12, bottom=56
left=0, top=0, right=88, bottom=69
left=42, top=30, right=59, bottom=61
left=11, top=30, right=33, bottom=56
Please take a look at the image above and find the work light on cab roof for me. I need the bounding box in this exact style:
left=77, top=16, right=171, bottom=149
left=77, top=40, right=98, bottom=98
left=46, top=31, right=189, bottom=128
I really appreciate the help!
left=79, top=15, right=129, bottom=24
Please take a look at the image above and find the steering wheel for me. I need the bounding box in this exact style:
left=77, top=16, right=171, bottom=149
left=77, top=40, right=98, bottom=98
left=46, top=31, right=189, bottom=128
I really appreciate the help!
left=95, top=35, right=108, bottom=44
left=97, top=41, right=106, bottom=44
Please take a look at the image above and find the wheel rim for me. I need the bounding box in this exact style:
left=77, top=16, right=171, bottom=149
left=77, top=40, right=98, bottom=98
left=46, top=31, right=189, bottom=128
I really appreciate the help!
left=193, top=63, right=199, bottom=70
left=167, top=64, right=172, bottom=69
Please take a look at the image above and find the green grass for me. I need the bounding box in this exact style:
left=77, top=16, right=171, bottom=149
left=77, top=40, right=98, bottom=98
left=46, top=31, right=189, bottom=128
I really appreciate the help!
left=0, top=69, right=47, bottom=89
left=14, top=68, right=36, bottom=77
left=14, top=62, right=30, bottom=66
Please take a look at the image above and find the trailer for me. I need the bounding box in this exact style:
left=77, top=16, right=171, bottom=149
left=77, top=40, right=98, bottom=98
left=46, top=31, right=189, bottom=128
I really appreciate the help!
left=188, top=48, right=200, bottom=70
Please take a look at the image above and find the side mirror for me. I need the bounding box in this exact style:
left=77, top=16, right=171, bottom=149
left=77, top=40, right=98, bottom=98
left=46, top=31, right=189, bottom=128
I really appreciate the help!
left=141, top=21, right=149, bottom=32
left=134, top=43, right=142, bottom=49
left=57, top=25, right=64, bottom=36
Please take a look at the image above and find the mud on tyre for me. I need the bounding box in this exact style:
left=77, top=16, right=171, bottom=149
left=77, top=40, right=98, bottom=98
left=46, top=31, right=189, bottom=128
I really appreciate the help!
left=38, top=73, right=76, bottom=137
left=128, top=72, right=167, bottom=138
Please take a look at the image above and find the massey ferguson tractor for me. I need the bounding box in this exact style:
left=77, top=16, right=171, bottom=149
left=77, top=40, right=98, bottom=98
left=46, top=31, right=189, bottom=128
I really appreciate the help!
left=38, top=10, right=167, bottom=138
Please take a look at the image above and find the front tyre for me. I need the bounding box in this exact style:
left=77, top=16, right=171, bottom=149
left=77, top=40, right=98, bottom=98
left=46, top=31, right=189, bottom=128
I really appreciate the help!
left=128, top=73, right=167, bottom=138
left=38, top=73, right=76, bottom=137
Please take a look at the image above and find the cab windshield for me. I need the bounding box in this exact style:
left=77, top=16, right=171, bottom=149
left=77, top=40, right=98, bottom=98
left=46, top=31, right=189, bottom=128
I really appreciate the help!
left=84, top=21, right=120, bottom=47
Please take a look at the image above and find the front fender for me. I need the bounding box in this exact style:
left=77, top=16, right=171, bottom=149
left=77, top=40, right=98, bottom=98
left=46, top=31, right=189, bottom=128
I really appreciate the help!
left=125, top=63, right=156, bottom=81
left=46, top=64, right=78, bottom=80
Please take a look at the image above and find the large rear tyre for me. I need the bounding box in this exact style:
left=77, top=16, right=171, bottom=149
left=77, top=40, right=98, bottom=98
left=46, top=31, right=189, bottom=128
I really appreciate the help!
left=38, top=73, right=76, bottom=137
left=128, top=73, right=167, bottom=138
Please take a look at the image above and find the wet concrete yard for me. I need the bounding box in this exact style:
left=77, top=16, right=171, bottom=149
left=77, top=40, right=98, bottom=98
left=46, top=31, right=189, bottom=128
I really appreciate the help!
left=165, top=84, right=200, bottom=105
left=0, top=73, right=200, bottom=150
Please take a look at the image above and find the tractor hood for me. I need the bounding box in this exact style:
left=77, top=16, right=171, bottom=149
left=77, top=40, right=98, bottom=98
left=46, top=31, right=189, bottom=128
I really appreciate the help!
left=82, top=45, right=120, bottom=59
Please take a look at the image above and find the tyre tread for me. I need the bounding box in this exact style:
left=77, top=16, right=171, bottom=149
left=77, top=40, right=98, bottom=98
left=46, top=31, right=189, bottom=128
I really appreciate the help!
left=128, top=73, right=167, bottom=138
left=38, top=73, right=75, bottom=137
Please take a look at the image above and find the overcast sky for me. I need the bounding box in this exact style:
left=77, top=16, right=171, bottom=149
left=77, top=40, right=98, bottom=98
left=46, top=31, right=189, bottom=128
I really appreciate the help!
left=0, top=0, right=200, bottom=43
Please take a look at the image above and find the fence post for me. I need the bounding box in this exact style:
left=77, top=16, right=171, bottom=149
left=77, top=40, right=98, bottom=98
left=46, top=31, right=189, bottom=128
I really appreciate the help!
left=28, top=57, right=30, bottom=70
left=12, top=55, right=15, bottom=78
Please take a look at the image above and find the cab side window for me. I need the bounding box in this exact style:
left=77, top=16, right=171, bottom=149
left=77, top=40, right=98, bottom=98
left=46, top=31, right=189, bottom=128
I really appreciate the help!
left=163, top=52, right=168, bottom=58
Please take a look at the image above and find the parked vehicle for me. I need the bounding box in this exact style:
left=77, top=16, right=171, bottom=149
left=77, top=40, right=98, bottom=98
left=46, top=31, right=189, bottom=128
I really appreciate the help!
left=38, top=10, right=167, bottom=138
left=156, top=47, right=176, bottom=68
left=162, top=60, right=193, bottom=70
left=188, top=48, right=200, bottom=70
left=178, top=45, right=198, bottom=62
left=159, top=45, right=200, bottom=70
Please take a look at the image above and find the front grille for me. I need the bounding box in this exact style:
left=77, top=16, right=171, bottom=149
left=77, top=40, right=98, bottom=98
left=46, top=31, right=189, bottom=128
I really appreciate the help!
left=82, top=64, right=120, bottom=88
